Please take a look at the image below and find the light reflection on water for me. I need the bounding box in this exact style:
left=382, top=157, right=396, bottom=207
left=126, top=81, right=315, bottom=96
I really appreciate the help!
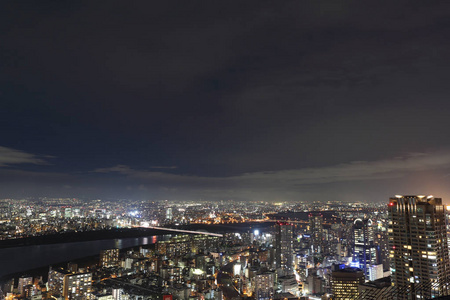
left=0, top=235, right=169, bottom=279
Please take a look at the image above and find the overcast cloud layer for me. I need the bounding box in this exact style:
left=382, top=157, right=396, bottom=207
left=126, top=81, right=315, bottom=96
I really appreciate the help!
left=1, top=1, right=450, bottom=202
left=2, top=146, right=450, bottom=202
left=0, top=146, right=50, bottom=167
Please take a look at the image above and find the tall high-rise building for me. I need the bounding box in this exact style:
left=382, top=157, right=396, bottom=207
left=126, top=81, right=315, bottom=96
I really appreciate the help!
left=166, top=207, right=173, bottom=221
left=388, top=195, right=450, bottom=299
left=308, top=213, right=323, bottom=255
left=353, top=218, right=378, bottom=279
left=446, top=205, right=450, bottom=256
left=275, top=222, right=294, bottom=275
left=373, top=221, right=390, bottom=270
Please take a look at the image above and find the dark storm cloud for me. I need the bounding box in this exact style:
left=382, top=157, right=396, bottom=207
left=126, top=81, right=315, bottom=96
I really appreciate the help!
left=1, top=1, right=450, bottom=201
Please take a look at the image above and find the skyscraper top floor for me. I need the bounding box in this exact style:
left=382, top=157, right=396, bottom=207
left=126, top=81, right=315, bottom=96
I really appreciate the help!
left=389, top=195, right=442, bottom=206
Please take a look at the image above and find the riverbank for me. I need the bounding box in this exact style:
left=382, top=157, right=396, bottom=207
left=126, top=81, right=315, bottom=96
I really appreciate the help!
left=0, top=222, right=275, bottom=249
left=0, top=235, right=166, bottom=282
left=0, top=253, right=99, bottom=283
left=0, top=222, right=275, bottom=284
left=0, top=228, right=165, bottom=248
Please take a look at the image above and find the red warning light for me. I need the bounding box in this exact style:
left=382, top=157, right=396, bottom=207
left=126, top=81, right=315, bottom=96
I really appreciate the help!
left=389, top=202, right=395, bottom=206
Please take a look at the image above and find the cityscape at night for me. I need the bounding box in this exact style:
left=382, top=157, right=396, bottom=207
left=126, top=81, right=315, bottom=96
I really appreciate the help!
left=2, top=1, right=450, bottom=299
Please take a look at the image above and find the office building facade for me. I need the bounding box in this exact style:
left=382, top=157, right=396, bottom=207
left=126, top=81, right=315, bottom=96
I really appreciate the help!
left=388, top=195, right=450, bottom=299
left=331, top=267, right=364, bottom=300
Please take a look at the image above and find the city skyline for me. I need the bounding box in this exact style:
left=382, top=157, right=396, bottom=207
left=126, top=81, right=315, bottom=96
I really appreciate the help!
left=0, top=196, right=393, bottom=299
left=0, top=193, right=447, bottom=299
left=2, top=1, right=450, bottom=202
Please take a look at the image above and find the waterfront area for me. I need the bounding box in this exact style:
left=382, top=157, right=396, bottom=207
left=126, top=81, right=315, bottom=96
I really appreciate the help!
left=0, top=198, right=394, bottom=299
left=0, top=235, right=168, bottom=280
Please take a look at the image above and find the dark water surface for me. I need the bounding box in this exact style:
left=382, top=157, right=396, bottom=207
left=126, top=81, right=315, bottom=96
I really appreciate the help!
left=0, top=235, right=168, bottom=278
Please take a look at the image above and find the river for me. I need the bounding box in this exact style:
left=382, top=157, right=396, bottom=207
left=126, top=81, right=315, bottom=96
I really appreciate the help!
left=0, top=222, right=274, bottom=279
left=0, top=235, right=169, bottom=278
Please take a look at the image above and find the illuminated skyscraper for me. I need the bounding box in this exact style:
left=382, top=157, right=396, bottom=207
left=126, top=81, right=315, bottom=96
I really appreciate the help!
left=446, top=205, right=450, bottom=255
left=388, top=195, right=450, bottom=299
left=166, top=207, right=173, bottom=221
left=308, top=213, right=323, bottom=255
left=353, top=218, right=378, bottom=279
left=275, top=222, right=294, bottom=275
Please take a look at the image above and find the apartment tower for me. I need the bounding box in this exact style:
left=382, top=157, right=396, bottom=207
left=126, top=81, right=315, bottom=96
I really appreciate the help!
left=388, top=195, right=450, bottom=299
left=275, top=222, right=294, bottom=276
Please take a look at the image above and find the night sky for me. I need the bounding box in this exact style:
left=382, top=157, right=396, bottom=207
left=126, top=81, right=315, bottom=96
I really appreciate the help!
left=2, top=1, right=450, bottom=202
